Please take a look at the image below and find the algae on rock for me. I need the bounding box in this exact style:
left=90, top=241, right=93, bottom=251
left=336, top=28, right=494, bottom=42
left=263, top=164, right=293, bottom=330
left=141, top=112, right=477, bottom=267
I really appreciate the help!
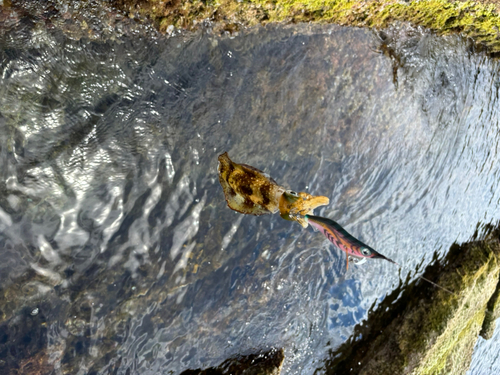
left=8, top=1, right=500, bottom=53
left=480, top=259, right=500, bottom=340
left=109, top=0, right=500, bottom=54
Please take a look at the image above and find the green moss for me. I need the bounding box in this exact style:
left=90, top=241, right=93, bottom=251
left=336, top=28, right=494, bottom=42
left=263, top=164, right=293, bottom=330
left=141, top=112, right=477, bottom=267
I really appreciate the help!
left=255, top=0, right=500, bottom=52
left=406, top=242, right=500, bottom=374
left=116, top=0, right=500, bottom=53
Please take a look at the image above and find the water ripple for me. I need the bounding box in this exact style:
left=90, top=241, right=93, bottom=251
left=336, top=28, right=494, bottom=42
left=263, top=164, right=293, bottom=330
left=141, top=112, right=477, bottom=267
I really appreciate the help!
left=1, top=19, right=500, bottom=374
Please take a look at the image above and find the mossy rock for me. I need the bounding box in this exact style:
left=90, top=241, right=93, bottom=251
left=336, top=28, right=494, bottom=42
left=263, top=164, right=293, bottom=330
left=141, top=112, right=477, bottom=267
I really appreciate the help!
left=322, top=229, right=500, bottom=375
left=108, top=1, right=500, bottom=55
left=480, top=261, right=500, bottom=340
left=8, top=1, right=500, bottom=54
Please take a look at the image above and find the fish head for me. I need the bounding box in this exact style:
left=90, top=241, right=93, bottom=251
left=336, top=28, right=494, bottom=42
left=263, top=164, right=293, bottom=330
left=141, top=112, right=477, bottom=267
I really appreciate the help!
left=279, top=190, right=329, bottom=228
left=218, top=152, right=284, bottom=215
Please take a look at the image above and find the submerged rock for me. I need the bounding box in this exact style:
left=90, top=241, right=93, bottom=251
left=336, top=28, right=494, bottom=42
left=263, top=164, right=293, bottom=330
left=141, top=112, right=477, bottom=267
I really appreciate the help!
left=110, top=0, right=500, bottom=55
left=180, top=348, right=284, bottom=375
left=322, top=228, right=500, bottom=375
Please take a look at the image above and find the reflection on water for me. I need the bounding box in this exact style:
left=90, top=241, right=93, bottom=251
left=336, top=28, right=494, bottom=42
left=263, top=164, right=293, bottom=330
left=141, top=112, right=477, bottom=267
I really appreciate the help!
left=469, top=323, right=500, bottom=375
left=1, top=14, right=500, bottom=374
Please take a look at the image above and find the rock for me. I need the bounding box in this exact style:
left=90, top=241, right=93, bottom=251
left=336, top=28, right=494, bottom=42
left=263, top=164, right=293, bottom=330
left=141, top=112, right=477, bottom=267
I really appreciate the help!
left=8, top=1, right=500, bottom=54
left=180, top=348, right=285, bottom=375
left=322, top=228, right=500, bottom=375
left=106, top=0, right=500, bottom=55
left=480, top=260, right=500, bottom=340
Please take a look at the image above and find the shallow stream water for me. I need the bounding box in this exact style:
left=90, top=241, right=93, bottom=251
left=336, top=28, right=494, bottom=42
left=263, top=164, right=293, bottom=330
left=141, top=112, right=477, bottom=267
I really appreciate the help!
left=1, top=12, right=500, bottom=374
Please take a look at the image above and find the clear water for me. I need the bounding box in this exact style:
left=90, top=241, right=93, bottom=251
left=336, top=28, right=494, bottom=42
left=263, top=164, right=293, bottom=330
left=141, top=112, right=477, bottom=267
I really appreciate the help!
left=1, top=11, right=500, bottom=374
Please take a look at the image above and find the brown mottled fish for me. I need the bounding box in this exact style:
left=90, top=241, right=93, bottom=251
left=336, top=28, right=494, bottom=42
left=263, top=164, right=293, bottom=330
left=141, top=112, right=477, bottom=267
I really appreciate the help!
left=217, top=152, right=284, bottom=215
left=279, top=190, right=330, bottom=228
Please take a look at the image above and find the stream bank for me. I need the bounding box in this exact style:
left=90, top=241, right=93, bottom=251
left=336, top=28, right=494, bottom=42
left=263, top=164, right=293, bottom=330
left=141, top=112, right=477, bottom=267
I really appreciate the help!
left=111, top=0, right=500, bottom=54
left=5, top=1, right=500, bottom=54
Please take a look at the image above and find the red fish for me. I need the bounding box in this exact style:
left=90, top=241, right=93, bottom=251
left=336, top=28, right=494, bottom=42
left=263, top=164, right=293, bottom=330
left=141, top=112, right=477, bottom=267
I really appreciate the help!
left=305, top=214, right=397, bottom=270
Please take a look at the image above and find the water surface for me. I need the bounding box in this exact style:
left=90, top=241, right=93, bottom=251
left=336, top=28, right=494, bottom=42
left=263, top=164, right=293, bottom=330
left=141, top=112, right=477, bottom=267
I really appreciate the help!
left=1, top=15, right=500, bottom=374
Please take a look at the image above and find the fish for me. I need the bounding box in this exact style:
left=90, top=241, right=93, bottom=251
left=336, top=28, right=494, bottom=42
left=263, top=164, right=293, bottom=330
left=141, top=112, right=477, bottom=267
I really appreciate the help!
left=279, top=190, right=330, bottom=228
left=217, top=152, right=285, bottom=215
left=304, top=214, right=396, bottom=270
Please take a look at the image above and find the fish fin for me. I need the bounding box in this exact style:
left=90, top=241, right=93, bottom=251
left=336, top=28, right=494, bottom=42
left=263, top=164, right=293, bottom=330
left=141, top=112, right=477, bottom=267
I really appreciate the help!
left=346, top=254, right=349, bottom=270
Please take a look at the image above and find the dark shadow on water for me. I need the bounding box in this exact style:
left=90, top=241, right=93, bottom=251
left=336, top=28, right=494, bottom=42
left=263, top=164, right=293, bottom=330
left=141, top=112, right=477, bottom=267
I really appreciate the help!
left=0, top=303, right=50, bottom=374
left=180, top=348, right=284, bottom=375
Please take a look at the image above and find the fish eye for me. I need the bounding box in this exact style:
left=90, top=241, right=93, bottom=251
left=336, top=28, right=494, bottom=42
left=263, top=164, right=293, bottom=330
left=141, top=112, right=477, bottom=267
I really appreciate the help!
left=361, top=248, right=372, bottom=256
left=289, top=191, right=299, bottom=197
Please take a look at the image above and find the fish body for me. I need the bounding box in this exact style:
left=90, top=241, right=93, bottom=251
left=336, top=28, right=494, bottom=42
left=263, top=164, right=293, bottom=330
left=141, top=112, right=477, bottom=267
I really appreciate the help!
left=218, top=152, right=284, bottom=215
left=279, top=191, right=330, bottom=228
left=305, top=214, right=396, bottom=269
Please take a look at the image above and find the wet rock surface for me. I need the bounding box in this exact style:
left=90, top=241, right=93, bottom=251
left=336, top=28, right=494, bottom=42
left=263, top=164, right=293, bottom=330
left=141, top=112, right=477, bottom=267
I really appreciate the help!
left=480, top=278, right=500, bottom=340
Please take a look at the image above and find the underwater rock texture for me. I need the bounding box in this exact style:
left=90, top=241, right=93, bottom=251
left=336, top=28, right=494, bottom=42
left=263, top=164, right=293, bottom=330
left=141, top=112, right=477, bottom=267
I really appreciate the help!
left=1, top=0, right=158, bottom=41
left=181, top=348, right=284, bottom=375
left=323, top=228, right=500, bottom=375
